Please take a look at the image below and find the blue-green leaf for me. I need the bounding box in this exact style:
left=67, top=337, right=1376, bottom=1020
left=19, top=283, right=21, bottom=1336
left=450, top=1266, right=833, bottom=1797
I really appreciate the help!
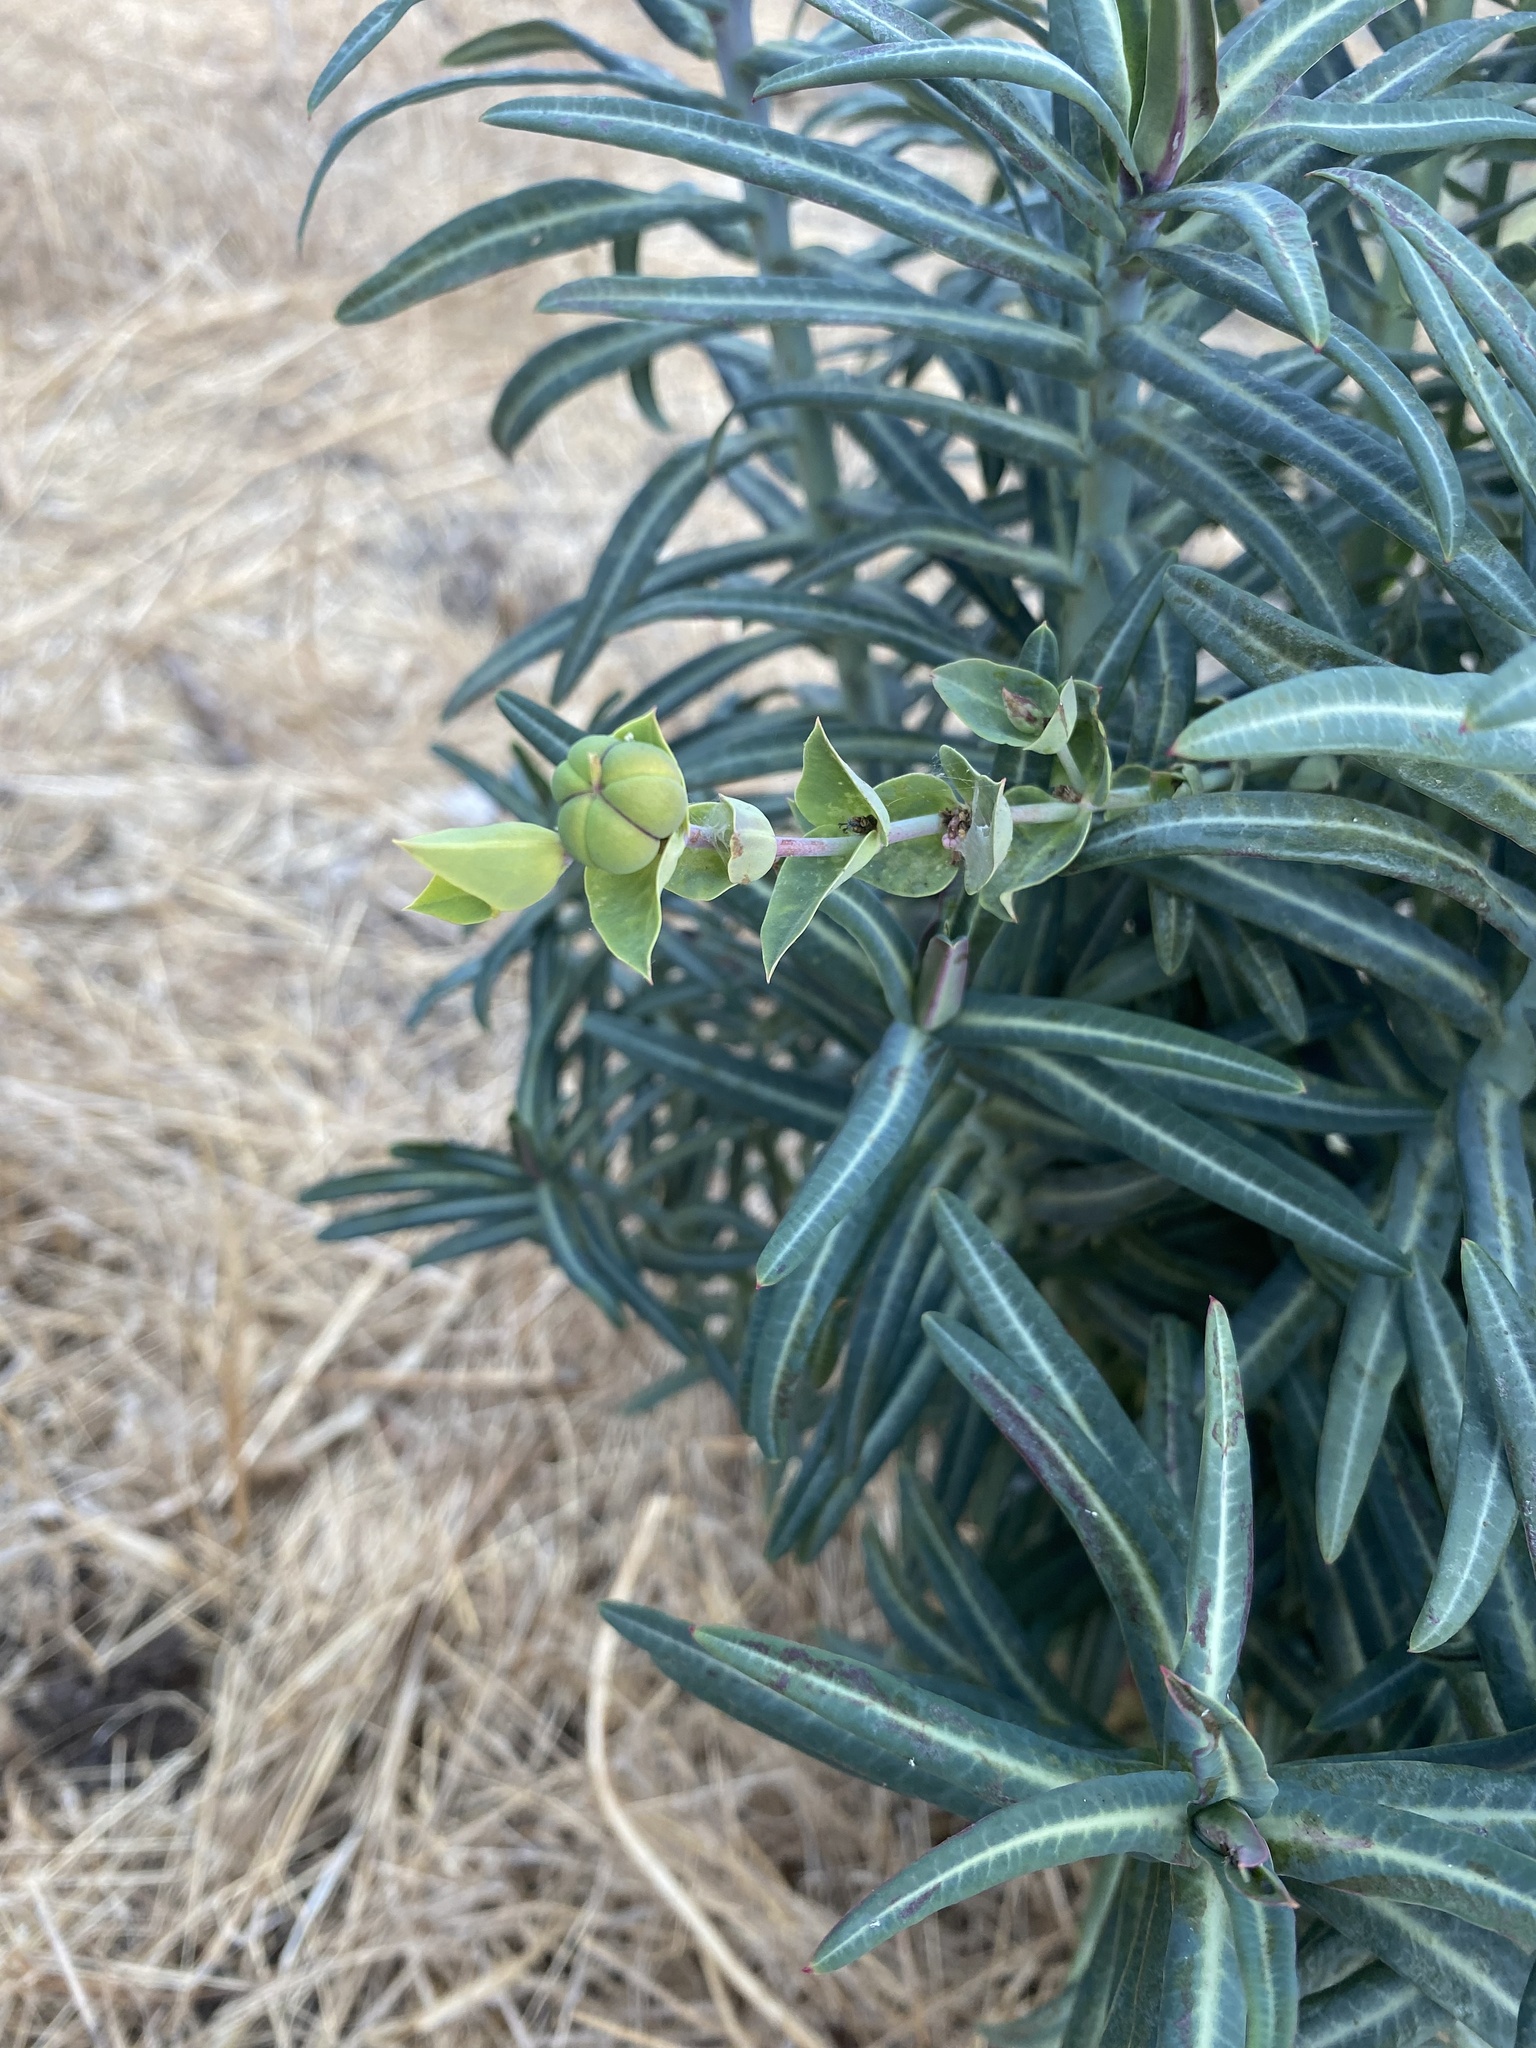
left=539, top=272, right=1101, bottom=373
left=1152, top=246, right=1465, bottom=561
left=1161, top=1861, right=1247, bottom=2048
left=1178, top=1299, right=1252, bottom=1705
left=601, top=1601, right=986, bottom=1814
left=810, top=1771, right=1196, bottom=1973
left=1463, top=1241, right=1536, bottom=1586
left=1175, top=666, right=1536, bottom=774
left=942, top=995, right=1303, bottom=1095
left=1266, top=1785, right=1536, bottom=1946
left=336, top=181, right=750, bottom=324
left=309, top=0, right=423, bottom=113
left=1126, top=854, right=1499, bottom=1038
left=1132, top=182, right=1328, bottom=347
left=484, top=96, right=1100, bottom=303
left=1095, top=416, right=1369, bottom=643
left=1082, top=793, right=1536, bottom=957
left=1318, top=1120, right=1458, bottom=1567
left=964, top=1046, right=1410, bottom=1275
left=690, top=1627, right=1131, bottom=1804
left=583, top=1014, right=849, bottom=1135
left=923, top=1314, right=1186, bottom=1717
left=931, top=1191, right=1191, bottom=1548
left=757, top=39, right=1138, bottom=166
left=758, top=1023, right=944, bottom=1284
left=1180, top=0, right=1398, bottom=178
left=1292, top=1882, right=1529, bottom=2047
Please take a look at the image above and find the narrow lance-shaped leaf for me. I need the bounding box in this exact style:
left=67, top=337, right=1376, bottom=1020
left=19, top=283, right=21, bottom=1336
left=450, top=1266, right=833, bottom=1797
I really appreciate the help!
left=1161, top=1860, right=1246, bottom=2048
left=542, top=270, right=1099, bottom=378
left=1324, top=167, right=1536, bottom=424
left=1214, top=1864, right=1299, bottom=2048
left=1467, top=643, right=1536, bottom=736
left=483, top=96, right=1100, bottom=304
left=300, top=71, right=655, bottom=248
left=1318, top=1117, right=1459, bottom=1568
left=583, top=1013, right=850, bottom=1136
left=634, top=0, right=715, bottom=59
left=942, top=995, right=1304, bottom=1096
left=810, top=1771, right=1197, bottom=1973
left=805, top=0, right=1126, bottom=242
left=552, top=439, right=713, bottom=702
left=900, top=1469, right=1094, bottom=1730
left=931, top=1190, right=1191, bottom=1550
left=819, top=886, right=916, bottom=1024
left=1175, top=666, right=1536, bottom=774
left=1130, top=853, right=1498, bottom=1037
left=1379, top=221, right=1536, bottom=530
left=491, top=319, right=707, bottom=457
left=1095, top=415, right=1369, bottom=642
left=757, top=1023, right=945, bottom=1286
left=1257, top=94, right=1536, bottom=153
left=690, top=1628, right=1132, bottom=1806
left=1151, top=246, right=1465, bottom=560
left=1265, top=1783, right=1536, bottom=1947
left=1459, top=1006, right=1536, bottom=1309
left=727, top=374, right=1087, bottom=473
left=757, top=40, right=1137, bottom=167
left=336, top=181, right=750, bottom=325
left=923, top=1315, right=1186, bottom=1719
left=1081, top=792, right=1536, bottom=958
left=1131, top=0, right=1218, bottom=187
left=309, top=0, right=423, bottom=113
left=1292, top=1881, right=1530, bottom=2048
left=1062, top=0, right=1134, bottom=131
left=1178, top=0, right=1398, bottom=178
left=1178, top=1300, right=1251, bottom=1704
left=1075, top=548, right=1175, bottom=708
left=966, top=1045, right=1410, bottom=1277
left=1106, top=325, right=1530, bottom=626
left=1407, top=1270, right=1520, bottom=1654
left=744, top=1201, right=874, bottom=1460
left=601, top=1602, right=988, bottom=1816
left=1293, top=1963, right=1436, bottom=2048
left=1131, top=183, right=1327, bottom=347
left=1463, top=1241, right=1536, bottom=1587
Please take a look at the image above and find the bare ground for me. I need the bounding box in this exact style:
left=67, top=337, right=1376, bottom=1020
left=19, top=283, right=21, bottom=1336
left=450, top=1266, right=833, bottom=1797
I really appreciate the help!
left=0, top=5, right=1075, bottom=2041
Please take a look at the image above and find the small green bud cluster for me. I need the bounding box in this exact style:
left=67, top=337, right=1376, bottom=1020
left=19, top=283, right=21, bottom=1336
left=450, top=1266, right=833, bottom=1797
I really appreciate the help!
left=553, top=733, right=688, bottom=875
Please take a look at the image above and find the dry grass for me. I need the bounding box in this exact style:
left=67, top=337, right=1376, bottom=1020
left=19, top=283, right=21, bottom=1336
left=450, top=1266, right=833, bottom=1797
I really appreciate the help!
left=0, top=4, right=1077, bottom=2041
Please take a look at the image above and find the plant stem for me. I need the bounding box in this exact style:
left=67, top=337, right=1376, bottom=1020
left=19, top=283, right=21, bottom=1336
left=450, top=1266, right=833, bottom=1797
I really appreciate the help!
left=714, top=0, right=878, bottom=724
left=1063, top=258, right=1150, bottom=658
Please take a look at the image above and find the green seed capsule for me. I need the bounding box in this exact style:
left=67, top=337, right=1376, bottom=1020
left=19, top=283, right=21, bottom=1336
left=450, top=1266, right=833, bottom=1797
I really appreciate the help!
left=553, top=730, right=688, bottom=874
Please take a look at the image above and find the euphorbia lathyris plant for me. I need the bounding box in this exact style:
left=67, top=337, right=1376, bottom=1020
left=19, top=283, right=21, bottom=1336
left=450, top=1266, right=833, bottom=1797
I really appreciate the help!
left=303, top=0, right=1536, bottom=2035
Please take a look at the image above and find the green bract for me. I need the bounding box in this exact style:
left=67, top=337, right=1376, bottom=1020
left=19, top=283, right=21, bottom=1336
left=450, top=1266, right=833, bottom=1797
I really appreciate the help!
left=305, top=0, right=1536, bottom=2038
left=398, top=820, right=566, bottom=923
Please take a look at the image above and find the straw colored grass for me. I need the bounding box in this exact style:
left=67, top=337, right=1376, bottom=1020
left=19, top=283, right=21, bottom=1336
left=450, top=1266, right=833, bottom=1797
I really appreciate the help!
left=0, top=5, right=1077, bottom=2041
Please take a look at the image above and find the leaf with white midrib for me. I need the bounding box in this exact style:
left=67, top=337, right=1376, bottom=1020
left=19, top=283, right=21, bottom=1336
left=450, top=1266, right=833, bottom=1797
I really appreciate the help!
left=942, top=995, right=1303, bottom=1097
left=811, top=1770, right=1197, bottom=1973
left=336, top=180, right=751, bottom=325
left=757, top=1024, right=944, bottom=1285
left=483, top=95, right=1099, bottom=303
left=964, top=1045, right=1411, bottom=1277
left=923, top=1315, right=1188, bottom=1718
left=539, top=273, right=1100, bottom=379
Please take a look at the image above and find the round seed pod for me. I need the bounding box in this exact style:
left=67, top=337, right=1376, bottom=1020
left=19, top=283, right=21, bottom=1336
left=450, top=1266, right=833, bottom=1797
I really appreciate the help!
left=554, top=732, right=688, bottom=874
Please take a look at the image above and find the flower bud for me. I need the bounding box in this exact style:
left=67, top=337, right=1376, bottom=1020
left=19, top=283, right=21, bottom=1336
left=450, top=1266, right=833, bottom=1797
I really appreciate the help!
left=554, top=732, right=688, bottom=875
